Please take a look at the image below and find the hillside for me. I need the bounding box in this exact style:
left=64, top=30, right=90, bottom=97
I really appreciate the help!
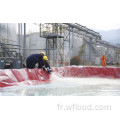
left=93, top=29, right=120, bottom=45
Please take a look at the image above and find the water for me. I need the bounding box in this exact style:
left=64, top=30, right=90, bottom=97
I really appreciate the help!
left=1, top=73, right=120, bottom=96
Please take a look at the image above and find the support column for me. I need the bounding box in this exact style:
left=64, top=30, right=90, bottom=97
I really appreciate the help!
left=63, top=37, right=65, bottom=67
left=72, top=27, right=74, bottom=56
left=18, top=23, right=21, bottom=58
left=57, top=36, right=59, bottom=67
left=23, top=23, right=26, bottom=63
left=68, top=26, right=70, bottom=66
left=53, top=38, right=55, bottom=67
left=46, top=38, right=48, bottom=56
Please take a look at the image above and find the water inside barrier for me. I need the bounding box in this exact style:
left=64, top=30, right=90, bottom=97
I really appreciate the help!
left=1, top=73, right=120, bottom=96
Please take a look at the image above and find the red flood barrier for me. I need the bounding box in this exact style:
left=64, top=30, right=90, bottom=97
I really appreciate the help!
left=52, top=66, right=120, bottom=78
left=0, top=66, right=120, bottom=88
left=0, top=68, right=50, bottom=88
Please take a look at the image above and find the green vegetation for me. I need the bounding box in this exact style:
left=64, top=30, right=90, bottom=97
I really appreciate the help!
left=70, top=56, right=81, bottom=66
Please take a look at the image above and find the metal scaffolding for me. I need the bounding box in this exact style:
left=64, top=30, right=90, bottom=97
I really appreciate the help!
left=40, top=23, right=65, bottom=67
left=0, top=23, right=22, bottom=69
left=1, top=23, right=119, bottom=69
left=39, top=23, right=102, bottom=67
left=40, top=23, right=120, bottom=66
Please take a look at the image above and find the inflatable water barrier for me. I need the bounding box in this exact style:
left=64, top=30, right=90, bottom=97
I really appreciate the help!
left=53, top=66, right=120, bottom=78
left=0, top=68, right=50, bottom=87
left=0, top=66, right=120, bottom=88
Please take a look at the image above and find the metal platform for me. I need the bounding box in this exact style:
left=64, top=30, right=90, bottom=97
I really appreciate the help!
left=41, top=34, right=64, bottom=39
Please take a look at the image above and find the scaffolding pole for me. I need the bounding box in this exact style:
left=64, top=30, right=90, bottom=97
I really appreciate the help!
left=23, top=23, right=26, bottom=61
left=57, top=36, right=59, bottom=67
left=18, top=23, right=21, bottom=58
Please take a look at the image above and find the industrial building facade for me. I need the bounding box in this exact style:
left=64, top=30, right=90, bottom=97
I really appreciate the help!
left=0, top=23, right=119, bottom=69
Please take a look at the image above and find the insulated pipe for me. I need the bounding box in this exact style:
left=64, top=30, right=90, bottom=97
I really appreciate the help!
left=18, top=23, right=20, bottom=57
left=23, top=23, right=26, bottom=62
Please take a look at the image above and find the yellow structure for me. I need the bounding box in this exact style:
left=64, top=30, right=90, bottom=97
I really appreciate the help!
left=40, top=23, right=65, bottom=37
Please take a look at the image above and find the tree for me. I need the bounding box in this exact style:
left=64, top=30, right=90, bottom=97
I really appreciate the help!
left=70, top=56, right=81, bottom=65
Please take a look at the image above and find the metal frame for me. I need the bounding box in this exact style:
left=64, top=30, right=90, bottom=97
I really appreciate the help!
left=0, top=23, right=23, bottom=69
left=1, top=23, right=118, bottom=68
left=40, top=23, right=66, bottom=67
left=40, top=23, right=118, bottom=66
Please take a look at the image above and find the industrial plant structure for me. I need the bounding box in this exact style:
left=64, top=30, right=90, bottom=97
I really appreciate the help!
left=0, top=23, right=120, bottom=69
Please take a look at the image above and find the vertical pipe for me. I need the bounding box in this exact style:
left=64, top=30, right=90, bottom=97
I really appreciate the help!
left=48, top=39, right=50, bottom=61
left=28, top=31, right=30, bottom=56
left=46, top=38, right=48, bottom=56
left=57, top=23, right=58, bottom=34
left=0, top=33, right=1, bottom=46
left=114, top=48, right=115, bottom=64
left=52, top=23, right=54, bottom=34
left=118, top=48, right=120, bottom=64
left=19, top=23, right=22, bottom=58
left=69, top=26, right=70, bottom=66
left=72, top=27, right=74, bottom=55
left=68, top=27, right=74, bottom=66
left=20, top=23, right=23, bottom=68
left=18, top=23, right=20, bottom=57
left=23, top=23, right=26, bottom=62
left=88, top=44, right=92, bottom=65
left=115, top=48, right=116, bottom=65
left=7, top=23, right=8, bottom=43
left=69, top=26, right=70, bottom=50
left=57, top=36, right=59, bottom=67
left=40, top=23, right=41, bottom=37
left=53, top=38, right=54, bottom=67
left=63, top=37, right=65, bottom=67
